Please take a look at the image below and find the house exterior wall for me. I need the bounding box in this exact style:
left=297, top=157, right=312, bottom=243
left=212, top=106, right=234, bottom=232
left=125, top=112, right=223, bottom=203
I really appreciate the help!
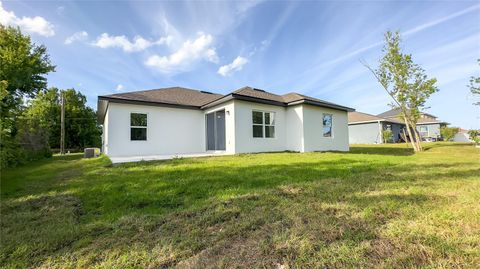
left=348, top=122, right=381, bottom=144
left=102, top=100, right=351, bottom=157
left=453, top=132, right=472, bottom=142
left=417, top=123, right=441, bottom=139
left=233, top=100, right=287, bottom=154
left=302, top=105, right=349, bottom=151
left=382, top=122, right=404, bottom=143
left=285, top=105, right=304, bottom=152
left=105, top=102, right=205, bottom=157
left=203, top=100, right=236, bottom=154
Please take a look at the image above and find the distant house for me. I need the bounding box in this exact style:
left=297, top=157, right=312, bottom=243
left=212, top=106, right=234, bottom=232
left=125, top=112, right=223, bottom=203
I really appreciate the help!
left=97, top=86, right=354, bottom=160
left=348, top=112, right=405, bottom=144
left=377, top=108, right=448, bottom=141
left=453, top=129, right=473, bottom=142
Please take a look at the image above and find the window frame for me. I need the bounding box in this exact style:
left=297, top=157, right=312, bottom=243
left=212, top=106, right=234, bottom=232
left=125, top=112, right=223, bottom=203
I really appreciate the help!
left=322, top=113, right=333, bottom=138
left=419, top=126, right=428, bottom=137
left=252, top=110, right=276, bottom=139
left=130, top=112, right=148, bottom=141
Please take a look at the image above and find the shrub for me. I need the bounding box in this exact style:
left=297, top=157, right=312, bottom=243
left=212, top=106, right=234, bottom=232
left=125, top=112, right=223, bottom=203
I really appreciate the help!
left=440, top=126, right=459, bottom=141
left=382, top=129, right=393, bottom=143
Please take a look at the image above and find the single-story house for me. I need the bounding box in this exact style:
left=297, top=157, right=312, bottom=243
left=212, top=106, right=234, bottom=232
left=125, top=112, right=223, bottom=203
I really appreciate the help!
left=377, top=108, right=448, bottom=141
left=348, top=111, right=406, bottom=144
left=453, top=129, right=473, bottom=142
left=97, top=86, right=354, bottom=159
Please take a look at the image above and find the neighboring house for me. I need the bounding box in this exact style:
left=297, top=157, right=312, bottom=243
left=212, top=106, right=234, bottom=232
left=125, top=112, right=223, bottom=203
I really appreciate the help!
left=97, top=86, right=354, bottom=158
left=377, top=108, right=448, bottom=141
left=453, top=129, right=473, bottom=142
left=348, top=112, right=406, bottom=144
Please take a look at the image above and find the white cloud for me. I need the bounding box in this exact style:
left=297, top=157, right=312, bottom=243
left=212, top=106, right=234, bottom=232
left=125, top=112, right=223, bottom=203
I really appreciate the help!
left=64, top=31, right=88, bottom=44
left=92, top=33, right=172, bottom=52
left=145, top=33, right=218, bottom=73
left=115, top=84, right=125, bottom=92
left=218, top=56, right=249, bottom=76
left=0, top=1, right=55, bottom=37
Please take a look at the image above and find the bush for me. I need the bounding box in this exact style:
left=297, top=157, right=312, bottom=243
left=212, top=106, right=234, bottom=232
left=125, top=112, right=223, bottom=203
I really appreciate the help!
left=382, top=129, right=393, bottom=143
left=440, top=127, right=459, bottom=141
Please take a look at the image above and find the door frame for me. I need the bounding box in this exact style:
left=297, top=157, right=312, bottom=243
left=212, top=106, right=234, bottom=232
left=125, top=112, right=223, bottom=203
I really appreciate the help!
left=205, top=109, right=226, bottom=151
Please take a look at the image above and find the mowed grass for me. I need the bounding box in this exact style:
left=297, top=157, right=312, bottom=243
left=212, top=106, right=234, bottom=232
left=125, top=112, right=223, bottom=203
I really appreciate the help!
left=1, top=143, right=479, bottom=268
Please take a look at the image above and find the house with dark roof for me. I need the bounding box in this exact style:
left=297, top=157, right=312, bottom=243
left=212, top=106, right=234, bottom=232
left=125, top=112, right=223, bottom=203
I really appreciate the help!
left=97, top=86, right=354, bottom=160
left=377, top=108, right=448, bottom=141
left=348, top=112, right=406, bottom=144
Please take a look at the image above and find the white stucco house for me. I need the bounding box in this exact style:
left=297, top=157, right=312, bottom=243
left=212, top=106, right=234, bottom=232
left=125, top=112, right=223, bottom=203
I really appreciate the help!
left=97, top=86, right=354, bottom=162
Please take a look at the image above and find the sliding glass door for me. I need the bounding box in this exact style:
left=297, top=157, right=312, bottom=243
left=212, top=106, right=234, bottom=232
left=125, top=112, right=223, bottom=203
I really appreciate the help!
left=206, top=110, right=225, bottom=151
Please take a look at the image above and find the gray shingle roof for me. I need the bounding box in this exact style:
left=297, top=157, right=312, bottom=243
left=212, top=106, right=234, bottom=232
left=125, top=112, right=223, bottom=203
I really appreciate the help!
left=348, top=111, right=405, bottom=125
left=98, top=86, right=355, bottom=123
left=99, top=87, right=223, bottom=107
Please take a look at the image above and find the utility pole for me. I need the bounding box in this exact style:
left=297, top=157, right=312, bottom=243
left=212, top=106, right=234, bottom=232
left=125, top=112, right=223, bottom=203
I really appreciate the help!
left=60, top=91, right=65, bottom=155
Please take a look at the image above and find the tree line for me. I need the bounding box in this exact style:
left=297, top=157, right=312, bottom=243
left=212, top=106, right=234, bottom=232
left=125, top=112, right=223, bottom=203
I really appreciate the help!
left=1, top=25, right=100, bottom=168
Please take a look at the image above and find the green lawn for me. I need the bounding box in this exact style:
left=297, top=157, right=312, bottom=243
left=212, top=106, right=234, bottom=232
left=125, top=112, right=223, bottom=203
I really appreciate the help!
left=1, top=143, right=479, bottom=268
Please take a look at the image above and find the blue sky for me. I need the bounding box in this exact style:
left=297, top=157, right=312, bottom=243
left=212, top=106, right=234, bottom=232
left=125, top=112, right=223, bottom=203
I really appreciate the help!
left=2, top=1, right=479, bottom=128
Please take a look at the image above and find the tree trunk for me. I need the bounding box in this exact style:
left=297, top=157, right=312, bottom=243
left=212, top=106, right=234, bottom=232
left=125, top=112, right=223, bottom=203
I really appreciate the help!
left=413, top=127, right=423, bottom=151
left=403, top=116, right=419, bottom=151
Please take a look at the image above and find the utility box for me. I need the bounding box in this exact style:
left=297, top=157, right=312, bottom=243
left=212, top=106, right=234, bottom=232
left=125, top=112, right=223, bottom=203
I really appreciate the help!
left=84, top=148, right=100, bottom=158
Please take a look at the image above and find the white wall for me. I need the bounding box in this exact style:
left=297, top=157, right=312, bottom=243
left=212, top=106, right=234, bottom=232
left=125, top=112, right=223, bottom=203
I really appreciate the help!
left=348, top=122, right=382, bottom=144
left=203, top=100, right=236, bottom=154
left=302, top=105, right=349, bottom=152
left=233, top=100, right=287, bottom=154
left=103, top=108, right=109, bottom=154
left=105, top=102, right=205, bottom=157
left=285, top=105, right=304, bottom=152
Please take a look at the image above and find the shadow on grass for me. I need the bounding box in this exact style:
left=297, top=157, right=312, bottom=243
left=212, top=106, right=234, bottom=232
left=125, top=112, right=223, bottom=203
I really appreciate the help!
left=1, top=147, right=479, bottom=268
left=349, top=146, right=414, bottom=156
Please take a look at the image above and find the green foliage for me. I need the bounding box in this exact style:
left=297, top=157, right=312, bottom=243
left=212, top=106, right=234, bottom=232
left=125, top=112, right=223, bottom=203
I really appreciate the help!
left=24, top=87, right=101, bottom=149
left=365, top=31, right=438, bottom=152
left=1, top=143, right=479, bottom=268
left=0, top=25, right=55, bottom=168
left=468, top=129, right=480, bottom=144
left=440, top=126, right=459, bottom=141
left=0, top=25, right=55, bottom=113
left=468, top=59, right=479, bottom=105
left=381, top=129, right=393, bottom=143
left=375, top=31, right=438, bottom=123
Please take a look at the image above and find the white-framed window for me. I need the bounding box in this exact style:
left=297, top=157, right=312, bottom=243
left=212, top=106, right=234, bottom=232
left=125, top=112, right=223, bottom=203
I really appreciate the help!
left=322, top=113, right=333, bottom=137
left=419, top=126, right=428, bottom=137
left=130, top=113, right=147, bottom=141
left=252, top=110, right=275, bottom=138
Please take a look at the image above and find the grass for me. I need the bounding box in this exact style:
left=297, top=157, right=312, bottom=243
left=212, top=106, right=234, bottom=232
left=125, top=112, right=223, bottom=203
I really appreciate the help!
left=1, top=142, right=479, bottom=268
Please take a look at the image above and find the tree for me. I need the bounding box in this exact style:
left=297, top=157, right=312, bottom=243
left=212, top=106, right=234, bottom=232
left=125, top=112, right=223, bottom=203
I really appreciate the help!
left=24, top=88, right=101, bottom=150
left=440, top=126, right=459, bottom=141
left=468, top=130, right=480, bottom=144
left=468, top=59, right=479, bottom=106
left=363, top=31, right=438, bottom=152
left=381, top=129, right=393, bottom=143
left=0, top=25, right=55, bottom=168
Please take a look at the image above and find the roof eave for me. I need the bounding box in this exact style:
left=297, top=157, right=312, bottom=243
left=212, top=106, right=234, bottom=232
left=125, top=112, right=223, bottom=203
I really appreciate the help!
left=98, top=96, right=202, bottom=110
left=292, top=99, right=355, bottom=112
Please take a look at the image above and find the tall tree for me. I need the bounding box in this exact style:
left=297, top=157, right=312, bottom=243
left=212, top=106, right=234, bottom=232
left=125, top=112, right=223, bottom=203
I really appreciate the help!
left=468, top=59, right=479, bottom=106
left=24, top=88, right=101, bottom=150
left=363, top=31, right=438, bottom=152
left=0, top=25, right=55, bottom=168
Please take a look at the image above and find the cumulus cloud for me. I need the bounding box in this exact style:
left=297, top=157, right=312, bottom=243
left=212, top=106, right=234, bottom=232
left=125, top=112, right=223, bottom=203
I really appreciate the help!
left=0, top=1, right=55, bottom=36
left=92, top=33, right=172, bottom=52
left=64, top=31, right=88, bottom=44
left=115, top=84, right=125, bottom=92
left=145, top=33, right=218, bottom=73
left=217, top=56, right=249, bottom=76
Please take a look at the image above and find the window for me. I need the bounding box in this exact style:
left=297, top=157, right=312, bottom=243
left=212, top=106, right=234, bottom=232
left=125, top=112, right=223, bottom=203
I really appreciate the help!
left=419, top=126, right=428, bottom=137
left=130, top=113, right=147, bottom=140
left=252, top=111, right=275, bottom=138
left=322, top=113, right=333, bottom=137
